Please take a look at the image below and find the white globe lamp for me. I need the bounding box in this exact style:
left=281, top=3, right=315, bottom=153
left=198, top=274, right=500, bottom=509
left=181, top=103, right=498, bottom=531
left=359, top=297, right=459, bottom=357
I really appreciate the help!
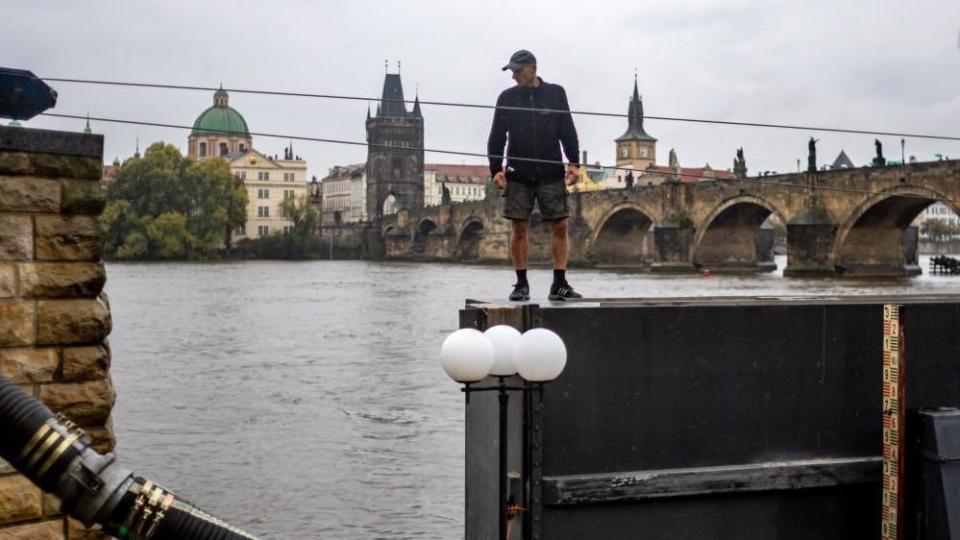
left=484, top=325, right=522, bottom=377
left=440, top=328, right=494, bottom=383
left=513, top=328, right=567, bottom=382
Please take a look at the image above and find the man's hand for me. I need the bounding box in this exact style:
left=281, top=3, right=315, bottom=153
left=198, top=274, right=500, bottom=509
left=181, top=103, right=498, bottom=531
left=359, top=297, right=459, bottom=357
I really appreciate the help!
left=565, top=164, right=581, bottom=186
left=494, top=171, right=507, bottom=190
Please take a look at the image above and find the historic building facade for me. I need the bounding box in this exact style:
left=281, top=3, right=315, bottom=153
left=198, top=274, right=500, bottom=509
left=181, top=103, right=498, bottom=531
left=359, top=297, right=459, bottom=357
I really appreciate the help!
left=188, top=88, right=308, bottom=239
left=365, top=71, right=424, bottom=219
left=424, top=164, right=489, bottom=206
left=320, top=163, right=366, bottom=224
left=228, top=147, right=308, bottom=238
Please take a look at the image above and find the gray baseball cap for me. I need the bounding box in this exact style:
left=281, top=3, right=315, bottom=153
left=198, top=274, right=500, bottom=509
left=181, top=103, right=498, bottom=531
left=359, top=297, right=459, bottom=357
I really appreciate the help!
left=502, top=49, right=537, bottom=71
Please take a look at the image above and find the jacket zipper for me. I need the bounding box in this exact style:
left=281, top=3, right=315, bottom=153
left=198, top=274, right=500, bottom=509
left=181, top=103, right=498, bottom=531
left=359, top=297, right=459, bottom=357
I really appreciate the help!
left=530, top=92, right=539, bottom=183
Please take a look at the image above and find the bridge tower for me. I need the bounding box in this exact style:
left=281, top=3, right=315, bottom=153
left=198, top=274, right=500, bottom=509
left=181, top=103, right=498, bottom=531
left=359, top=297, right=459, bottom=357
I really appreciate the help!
left=615, top=75, right=657, bottom=173
left=365, top=67, right=424, bottom=221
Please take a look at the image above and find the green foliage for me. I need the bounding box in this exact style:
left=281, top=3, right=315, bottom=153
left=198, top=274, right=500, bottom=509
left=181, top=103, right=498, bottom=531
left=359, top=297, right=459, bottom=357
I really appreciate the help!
left=921, top=218, right=957, bottom=242
left=234, top=196, right=321, bottom=259
left=102, top=142, right=247, bottom=259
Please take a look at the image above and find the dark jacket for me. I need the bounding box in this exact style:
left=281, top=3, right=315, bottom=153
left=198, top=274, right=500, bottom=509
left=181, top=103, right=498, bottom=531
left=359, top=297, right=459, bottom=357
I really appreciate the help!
left=487, top=78, right=579, bottom=184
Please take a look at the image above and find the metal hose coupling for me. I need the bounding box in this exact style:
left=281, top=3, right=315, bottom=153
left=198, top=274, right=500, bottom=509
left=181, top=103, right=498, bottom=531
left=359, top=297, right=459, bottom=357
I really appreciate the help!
left=17, top=413, right=135, bottom=528
left=0, top=374, right=261, bottom=539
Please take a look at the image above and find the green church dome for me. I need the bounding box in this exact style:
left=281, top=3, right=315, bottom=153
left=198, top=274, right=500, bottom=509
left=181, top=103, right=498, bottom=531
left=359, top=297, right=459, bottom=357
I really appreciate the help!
left=190, top=88, right=250, bottom=137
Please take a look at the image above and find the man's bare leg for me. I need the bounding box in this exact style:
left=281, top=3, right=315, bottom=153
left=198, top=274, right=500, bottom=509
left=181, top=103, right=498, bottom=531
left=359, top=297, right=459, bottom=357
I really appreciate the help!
left=548, top=218, right=581, bottom=299
left=509, top=220, right=530, bottom=300
left=549, top=218, right=568, bottom=270
left=511, top=219, right=529, bottom=270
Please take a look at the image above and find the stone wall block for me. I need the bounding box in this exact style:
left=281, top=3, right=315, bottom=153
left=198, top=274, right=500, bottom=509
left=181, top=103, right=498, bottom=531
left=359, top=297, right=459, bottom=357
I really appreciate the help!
left=35, top=216, right=101, bottom=261
left=0, top=264, right=15, bottom=298
left=0, top=519, right=64, bottom=539
left=62, top=345, right=110, bottom=382
left=0, top=348, right=60, bottom=384
left=39, top=379, right=116, bottom=425
left=81, top=422, right=116, bottom=454
left=20, top=263, right=106, bottom=298
left=60, top=180, right=106, bottom=215
left=0, top=176, right=61, bottom=212
left=43, top=493, right=60, bottom=517
left=37, top=298, right=111, bottom=346
left=0, top=215, right=33, bottom=260
left=0, top=152, right=31, bottom=175
left=0, top=301, right=36, bottom=347
left=67, top=517, right=108, bottom=539
left=30, top=154, right=102, bottom=181
left=0, top=475, right=43, bottom=525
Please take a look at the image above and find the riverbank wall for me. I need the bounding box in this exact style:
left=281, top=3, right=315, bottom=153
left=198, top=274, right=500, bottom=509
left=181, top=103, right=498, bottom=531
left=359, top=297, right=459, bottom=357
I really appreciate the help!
left=0, top=126, right=115, bottom=539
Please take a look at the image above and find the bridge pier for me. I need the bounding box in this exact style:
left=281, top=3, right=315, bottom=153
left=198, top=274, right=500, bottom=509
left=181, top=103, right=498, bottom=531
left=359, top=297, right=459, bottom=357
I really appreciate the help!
left=835, top=226, right=921, bottom=277
left=651, top=221, right=697, bottom=273
left=783, top=222, right=838, bottom=276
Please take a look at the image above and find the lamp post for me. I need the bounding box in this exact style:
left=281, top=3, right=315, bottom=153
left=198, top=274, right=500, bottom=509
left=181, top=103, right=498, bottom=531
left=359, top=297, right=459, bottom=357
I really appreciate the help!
left=441, top=326, right=567, bottom=540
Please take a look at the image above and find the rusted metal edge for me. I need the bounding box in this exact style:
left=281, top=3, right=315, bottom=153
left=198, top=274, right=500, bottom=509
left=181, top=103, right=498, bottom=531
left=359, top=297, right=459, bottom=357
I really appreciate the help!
left=543, top=456, right=882, bottom=506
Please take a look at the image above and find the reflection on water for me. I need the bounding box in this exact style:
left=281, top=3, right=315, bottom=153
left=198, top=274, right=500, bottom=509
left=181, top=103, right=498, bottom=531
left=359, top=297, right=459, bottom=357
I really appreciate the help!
left=106, top=257, right=960, bottom=538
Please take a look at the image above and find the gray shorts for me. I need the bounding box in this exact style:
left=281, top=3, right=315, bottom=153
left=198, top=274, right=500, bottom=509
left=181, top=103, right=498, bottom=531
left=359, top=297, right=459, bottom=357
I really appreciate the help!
left=503, top=179, right=569, bottom=221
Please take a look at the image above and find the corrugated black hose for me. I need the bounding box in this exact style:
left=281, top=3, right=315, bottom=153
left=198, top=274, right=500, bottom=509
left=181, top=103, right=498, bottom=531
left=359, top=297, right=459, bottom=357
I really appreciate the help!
left=0, top=373, right=261, bottom=539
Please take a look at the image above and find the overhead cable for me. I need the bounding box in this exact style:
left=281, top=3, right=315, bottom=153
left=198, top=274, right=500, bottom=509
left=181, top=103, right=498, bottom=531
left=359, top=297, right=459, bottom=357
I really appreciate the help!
left=43, top=77, right=960, bottom=142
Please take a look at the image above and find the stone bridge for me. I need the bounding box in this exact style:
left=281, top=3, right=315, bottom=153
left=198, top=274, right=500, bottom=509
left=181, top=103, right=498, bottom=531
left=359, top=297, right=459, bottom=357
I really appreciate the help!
left=380, top=160, right=960, bottom=276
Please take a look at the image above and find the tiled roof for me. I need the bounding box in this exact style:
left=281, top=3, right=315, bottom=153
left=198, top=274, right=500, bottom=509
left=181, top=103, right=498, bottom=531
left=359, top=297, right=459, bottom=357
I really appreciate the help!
left=426, top=163, right=490, bottom=184
left=322, top=163, right=365, bottom=181
left=645, top=165, right=736, bottom=183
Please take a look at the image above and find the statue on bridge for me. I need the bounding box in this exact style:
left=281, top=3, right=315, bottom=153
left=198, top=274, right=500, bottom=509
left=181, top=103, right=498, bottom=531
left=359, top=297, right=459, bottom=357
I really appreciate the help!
left=441, top=182, right=452, bottom=205
left=733, top=147, right=748, bottom=179
left=669, top=148, right=680, bottom=181
left=807, top=137, right=819, bottom=173
left=625, top=170, right=635, bottom=188
left=872, top=139, right=887, bottom=167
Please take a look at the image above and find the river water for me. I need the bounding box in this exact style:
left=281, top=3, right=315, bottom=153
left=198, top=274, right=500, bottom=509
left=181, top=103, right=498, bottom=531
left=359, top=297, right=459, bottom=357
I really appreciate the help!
left=105, top=257, right=960, bottom=539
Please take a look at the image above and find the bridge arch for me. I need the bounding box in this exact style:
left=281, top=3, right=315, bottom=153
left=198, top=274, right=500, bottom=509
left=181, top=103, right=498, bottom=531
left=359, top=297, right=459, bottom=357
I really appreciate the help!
left=590, top=203, right=656, bottom=266
left=455, top=217, right=485, bottom=260
left=833, top=185, right=956, bottom=275
left=693, top=195, right=786, bottom=272
left=411, top=218, right=438, bottom=255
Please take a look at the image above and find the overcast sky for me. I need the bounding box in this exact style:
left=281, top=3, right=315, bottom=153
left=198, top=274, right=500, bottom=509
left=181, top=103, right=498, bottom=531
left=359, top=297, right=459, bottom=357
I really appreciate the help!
left=5, top=0, right=960, bottom=177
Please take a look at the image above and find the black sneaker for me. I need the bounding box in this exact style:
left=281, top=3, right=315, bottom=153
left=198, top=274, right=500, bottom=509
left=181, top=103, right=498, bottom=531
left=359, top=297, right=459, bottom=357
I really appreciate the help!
left=548, top=282, right=582, bottom=301
left=509, top=282, right=530, bottom=301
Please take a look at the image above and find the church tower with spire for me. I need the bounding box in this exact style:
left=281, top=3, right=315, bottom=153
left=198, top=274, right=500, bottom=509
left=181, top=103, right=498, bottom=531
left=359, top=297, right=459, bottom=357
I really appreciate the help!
left=615, top=75, right=657, bottom=170
left=365, top=63, right=424, bottom=220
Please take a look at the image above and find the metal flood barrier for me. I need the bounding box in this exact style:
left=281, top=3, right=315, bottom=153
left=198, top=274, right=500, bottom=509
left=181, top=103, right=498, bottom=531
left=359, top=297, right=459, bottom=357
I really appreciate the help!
left=460, top=295, right=960, bottom=540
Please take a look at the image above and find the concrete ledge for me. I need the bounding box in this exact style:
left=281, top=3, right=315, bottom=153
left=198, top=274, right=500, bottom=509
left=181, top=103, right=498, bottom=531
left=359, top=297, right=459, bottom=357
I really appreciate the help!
left=650, top=262, right=698, bottom=273
left=837, top=264, right=922, bottom=277
left=0, top=126, right=102, bottom=158
left=543, top=456, right=882, bottom=506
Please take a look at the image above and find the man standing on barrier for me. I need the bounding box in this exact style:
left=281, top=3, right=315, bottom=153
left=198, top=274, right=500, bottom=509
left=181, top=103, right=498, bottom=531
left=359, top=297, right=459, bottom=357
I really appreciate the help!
left=488, top=49, right=583, bottom=301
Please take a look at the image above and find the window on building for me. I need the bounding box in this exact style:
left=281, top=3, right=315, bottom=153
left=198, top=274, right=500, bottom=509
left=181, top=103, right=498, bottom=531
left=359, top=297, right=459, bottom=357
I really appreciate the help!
left=620, top=146, right=628, bottom=158
left=258, top=171, right=270, bottom=181
left=283, top=172, right=295, bottom=182
left=238, top=171, right=246, bottom=180
left=199, top=142, right=207, bottom=157
left=239, top=143, right=246, bottom=153
left=258, top=225, right=269, bottom=237
left=284, top=190, right=295, bottom=200
left=258, top=189, right=269, bottom=199
left=258, top=206, right=269, bottom=217
left=235, top=224, right=246, bottom=236
left=640, top=147, right=649, bottom=158
left=219, top=142, right=228, bottom=156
